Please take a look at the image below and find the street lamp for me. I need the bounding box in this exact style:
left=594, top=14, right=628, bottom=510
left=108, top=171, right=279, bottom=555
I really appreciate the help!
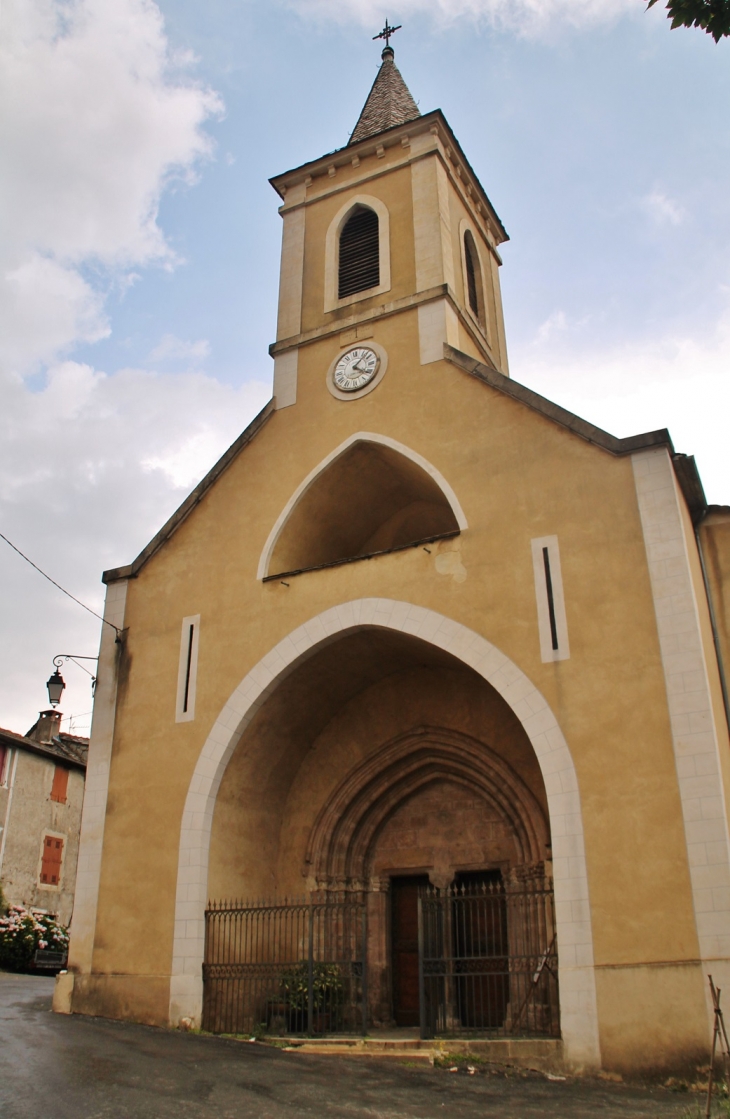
left=46, top=667, right=66, bottom=707
left=46, top=654, right=98, bottom=707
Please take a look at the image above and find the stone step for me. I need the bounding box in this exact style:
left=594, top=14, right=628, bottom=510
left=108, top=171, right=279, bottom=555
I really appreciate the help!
left=271, top=1035, right=564, bottom=1072
left=282, top=1042, right=435, bottom=1063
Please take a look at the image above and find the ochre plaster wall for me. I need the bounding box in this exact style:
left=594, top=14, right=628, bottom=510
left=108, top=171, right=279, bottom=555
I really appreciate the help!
left=83, top=346, right=707, bottom=1063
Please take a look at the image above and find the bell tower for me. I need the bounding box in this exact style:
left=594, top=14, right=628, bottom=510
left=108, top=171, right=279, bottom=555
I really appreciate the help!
left=269, top=39, right=509, bottom=410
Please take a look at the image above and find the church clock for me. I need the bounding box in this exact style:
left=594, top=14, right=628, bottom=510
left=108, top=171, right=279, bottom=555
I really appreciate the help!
left=333, top=347, right=380, bottom=392
left=326, top=340, right=388, bottom=401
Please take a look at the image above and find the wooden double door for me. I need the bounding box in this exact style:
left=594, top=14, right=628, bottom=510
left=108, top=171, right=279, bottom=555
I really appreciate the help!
left=390, top=871, right=509, bottom=1029
left=391, top=875, right=428, bottom=1026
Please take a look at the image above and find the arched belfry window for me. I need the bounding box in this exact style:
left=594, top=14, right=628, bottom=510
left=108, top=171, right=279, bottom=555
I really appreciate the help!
left=463, top=230, right=483, bottom=323
left=338, top=206, right=380, bottom=299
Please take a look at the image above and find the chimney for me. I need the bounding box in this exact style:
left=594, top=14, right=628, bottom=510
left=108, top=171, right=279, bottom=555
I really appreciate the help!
left=27, top=710, right=62, bottom=745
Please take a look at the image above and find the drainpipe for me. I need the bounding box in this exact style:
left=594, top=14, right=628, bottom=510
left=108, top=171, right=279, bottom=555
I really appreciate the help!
left=695, top=516, right=730, bottom=737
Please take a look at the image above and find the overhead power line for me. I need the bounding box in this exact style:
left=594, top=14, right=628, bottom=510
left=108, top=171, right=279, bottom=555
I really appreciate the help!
left=0, top=531, right=119, bottom=637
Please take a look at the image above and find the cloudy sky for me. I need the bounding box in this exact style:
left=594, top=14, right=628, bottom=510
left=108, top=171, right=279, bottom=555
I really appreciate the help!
left=1, top=0, right=729, bottom=735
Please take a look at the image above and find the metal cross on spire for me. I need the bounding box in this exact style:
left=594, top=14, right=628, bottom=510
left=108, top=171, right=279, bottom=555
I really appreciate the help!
left=373, top=19, right=402, bottom=49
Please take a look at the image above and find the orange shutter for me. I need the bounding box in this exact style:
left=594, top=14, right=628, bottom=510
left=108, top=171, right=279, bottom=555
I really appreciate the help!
left=50, top=766, right=69, bottom=804
left=0, top=745, right=7, bottom=785
left=40, top=835, right=64, bottom=885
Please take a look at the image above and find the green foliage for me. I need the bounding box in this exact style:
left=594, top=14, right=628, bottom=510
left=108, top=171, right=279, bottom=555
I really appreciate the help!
left=279, top=961, right=344, bottom=1012
left=0, top=905, right=69, bottom=971
left=647, top=0, right=730, bottom=42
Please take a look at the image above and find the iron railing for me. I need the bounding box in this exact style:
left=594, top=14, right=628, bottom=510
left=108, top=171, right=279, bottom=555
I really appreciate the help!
left=418, top=875, right=559, bottom=1039
left=202, top=895, right=367, bottom=1036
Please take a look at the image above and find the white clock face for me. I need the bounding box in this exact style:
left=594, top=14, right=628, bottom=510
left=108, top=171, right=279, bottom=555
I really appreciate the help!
left=333, top=347, right=380, bottom=393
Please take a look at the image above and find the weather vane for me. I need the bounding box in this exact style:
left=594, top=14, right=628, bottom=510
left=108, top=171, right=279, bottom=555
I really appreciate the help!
left=373, top=19, right=402, bottom=48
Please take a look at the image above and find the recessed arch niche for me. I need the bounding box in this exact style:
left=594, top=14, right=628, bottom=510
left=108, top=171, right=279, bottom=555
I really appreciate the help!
left=169, top=599, right=601, bottom=1067
left=259, top=434, right=466, bottom=579
left=206, top=627, right=552, bottom=1029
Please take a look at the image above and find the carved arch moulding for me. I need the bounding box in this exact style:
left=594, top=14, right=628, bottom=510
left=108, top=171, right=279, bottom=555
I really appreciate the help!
left=304, top=725, right=549, bottom=891
left=169, top=598, right=601, bottom=1068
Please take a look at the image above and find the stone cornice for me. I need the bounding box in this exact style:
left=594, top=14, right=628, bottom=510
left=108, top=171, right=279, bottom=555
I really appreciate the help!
left=269, top=283, right=501, bottom=372
left=270, top=110, right=508, bottom=250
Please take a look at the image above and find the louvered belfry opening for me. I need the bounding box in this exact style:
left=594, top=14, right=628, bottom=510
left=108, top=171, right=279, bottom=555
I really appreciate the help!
left=338, top=207, right=379, bottom=299
left=464, top=231, right=480, bottom=319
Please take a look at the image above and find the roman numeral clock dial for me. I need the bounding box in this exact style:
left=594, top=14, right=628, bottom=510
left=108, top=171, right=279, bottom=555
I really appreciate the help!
left=333, top=347, right=380, bottom=392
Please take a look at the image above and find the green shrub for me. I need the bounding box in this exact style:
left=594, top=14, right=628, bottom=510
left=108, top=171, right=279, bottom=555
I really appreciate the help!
left=279, top=962, right=344, bottom=1012
left=0, top=905, right=69, bottom=971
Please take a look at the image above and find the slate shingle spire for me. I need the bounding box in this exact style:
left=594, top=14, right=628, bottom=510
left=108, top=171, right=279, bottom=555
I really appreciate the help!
left=349, top=46, right=420, bottom=145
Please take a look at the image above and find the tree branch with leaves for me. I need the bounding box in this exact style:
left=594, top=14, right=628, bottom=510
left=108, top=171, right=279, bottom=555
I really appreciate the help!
left=647, top=0, right=730, bottom=41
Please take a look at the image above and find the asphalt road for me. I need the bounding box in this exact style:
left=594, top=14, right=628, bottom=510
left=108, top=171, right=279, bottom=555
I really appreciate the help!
left=0, top=972, right=700, bottom=1118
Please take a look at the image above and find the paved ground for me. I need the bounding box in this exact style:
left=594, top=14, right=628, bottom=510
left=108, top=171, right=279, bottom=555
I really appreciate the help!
left=0, top=972, right=705, bottom=1118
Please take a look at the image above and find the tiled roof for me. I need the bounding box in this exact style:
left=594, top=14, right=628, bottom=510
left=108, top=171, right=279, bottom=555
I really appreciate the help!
left=349, top=47, right=420, bottom=145
left=0, top=724, right=88, bottom=769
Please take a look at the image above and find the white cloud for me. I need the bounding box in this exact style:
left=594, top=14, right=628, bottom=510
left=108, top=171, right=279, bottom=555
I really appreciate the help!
left=148, top=333, right=211, bottom=364
left=285, top=0, right=639, bottom=37
left=0, top=0, right=246, bottom=734
left=641, top=189, right=686, bottom=227
left=0, top=0, right=222, bottom=375
left=0, top=362, right=271, bottom=734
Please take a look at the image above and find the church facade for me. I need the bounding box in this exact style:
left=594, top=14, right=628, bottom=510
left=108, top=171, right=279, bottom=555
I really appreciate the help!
left=56, top=46, right=730, bottom=1074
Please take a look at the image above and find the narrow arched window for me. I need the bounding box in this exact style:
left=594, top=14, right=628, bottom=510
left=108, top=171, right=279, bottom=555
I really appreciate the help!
left=338, top=206, right=379, bottom=299
left=463, top=230, right=482, bottom=322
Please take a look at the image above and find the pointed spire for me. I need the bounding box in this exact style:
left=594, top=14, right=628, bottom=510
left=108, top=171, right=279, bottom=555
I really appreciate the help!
left=349, top=46, right=420, bottom=146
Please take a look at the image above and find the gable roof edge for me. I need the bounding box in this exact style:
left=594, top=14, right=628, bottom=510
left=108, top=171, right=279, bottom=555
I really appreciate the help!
left=443, top=344, right=707, bottom=521
left=103, top=398, right=276, bottom=584
left=444, top=345, right=673, bottom=455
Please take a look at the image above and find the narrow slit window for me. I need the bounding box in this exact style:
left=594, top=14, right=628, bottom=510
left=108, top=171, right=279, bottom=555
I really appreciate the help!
left=338, top=207, right=379, bottom=299
left=0, top=745, right=8, bottom=786
left=175, top=614, right=200, bottom=723
left=542, top=548, right=559, bottom=652
left=463, top=230, right=484, bottom=325
left=531, top=536, right=570, bottom=662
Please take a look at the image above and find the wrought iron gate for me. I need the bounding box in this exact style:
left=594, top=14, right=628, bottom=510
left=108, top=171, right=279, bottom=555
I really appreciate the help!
left=418, top=875, right=559, bottom=1039
left=202, top=895, right=367, bottom=1036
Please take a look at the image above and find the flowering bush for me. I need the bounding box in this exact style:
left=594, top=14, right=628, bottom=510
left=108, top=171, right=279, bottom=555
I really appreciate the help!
left=0, top=905, right=69, bottom=971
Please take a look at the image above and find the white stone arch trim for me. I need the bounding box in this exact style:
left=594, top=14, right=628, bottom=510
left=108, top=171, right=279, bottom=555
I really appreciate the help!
left=256, top=432, right=469, bottom=580
left=459, top=216, right=491, bottom=346
left=169, top=598, right=601, bottom=1068
left=324, top=193, right=391, bottom=313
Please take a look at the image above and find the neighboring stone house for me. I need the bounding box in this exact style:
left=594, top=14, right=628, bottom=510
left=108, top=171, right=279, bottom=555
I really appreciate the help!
left=0, top=711, right=88, bottom=926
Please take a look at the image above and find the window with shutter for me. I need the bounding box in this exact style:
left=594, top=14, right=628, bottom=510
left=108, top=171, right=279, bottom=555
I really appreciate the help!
left=0, top=745, right=7, bottom=786
left=40, top=835, right=64, bottom=886
left=50, top=765, right=69, bottom=804
left=338, top=207, right=379, bottom=299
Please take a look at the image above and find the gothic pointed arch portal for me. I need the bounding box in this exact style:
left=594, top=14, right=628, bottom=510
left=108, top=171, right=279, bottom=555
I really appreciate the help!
left=305, top=727, right=549, bottom=889
left=169, top=599, right=601, bottom=1068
